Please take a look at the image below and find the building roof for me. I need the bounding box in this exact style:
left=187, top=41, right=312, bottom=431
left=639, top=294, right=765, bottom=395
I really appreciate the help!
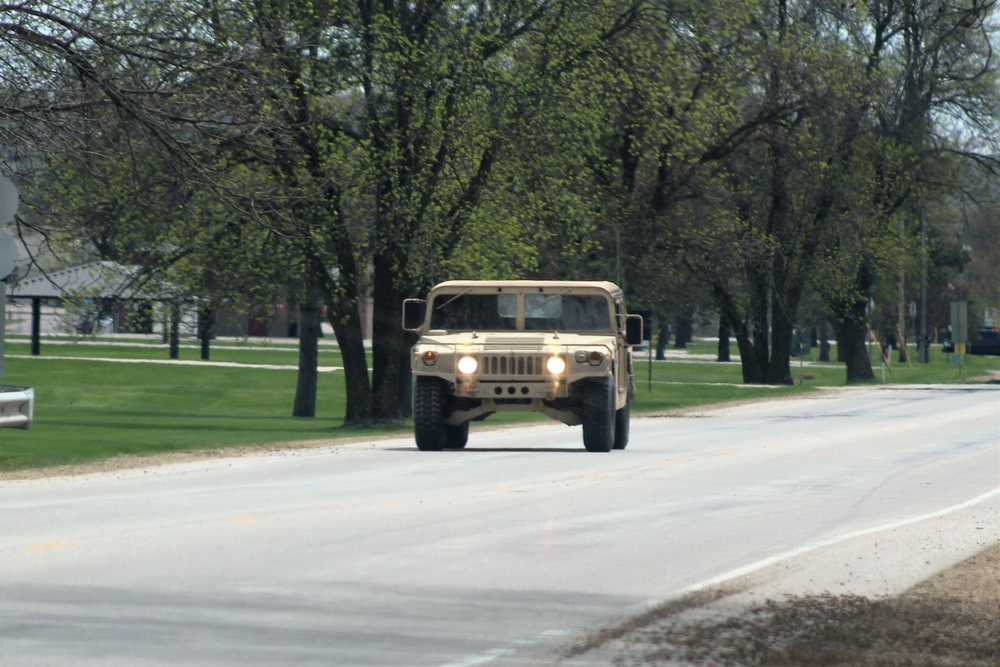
left=9, top=261, right=168, bottom=300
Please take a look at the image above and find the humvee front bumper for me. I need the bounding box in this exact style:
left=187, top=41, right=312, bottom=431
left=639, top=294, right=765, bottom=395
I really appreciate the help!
left=454, top=376, right=565, bottom=400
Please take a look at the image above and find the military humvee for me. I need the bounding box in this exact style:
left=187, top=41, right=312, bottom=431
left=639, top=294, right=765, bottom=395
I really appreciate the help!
left=402, top=281, right=643, bottom=452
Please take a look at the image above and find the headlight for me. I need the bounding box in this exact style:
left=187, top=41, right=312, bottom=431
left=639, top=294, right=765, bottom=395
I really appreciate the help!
left=457, top=355, right=478, bottom=375
left=546, top=355, right=566, bottom=375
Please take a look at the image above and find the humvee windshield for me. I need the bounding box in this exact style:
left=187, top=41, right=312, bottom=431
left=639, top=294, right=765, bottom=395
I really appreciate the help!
left=429, top=292, right=612, bottom=332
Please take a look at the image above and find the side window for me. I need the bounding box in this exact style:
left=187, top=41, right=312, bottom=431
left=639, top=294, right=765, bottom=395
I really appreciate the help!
left=561, top=295, right=612, bottom=331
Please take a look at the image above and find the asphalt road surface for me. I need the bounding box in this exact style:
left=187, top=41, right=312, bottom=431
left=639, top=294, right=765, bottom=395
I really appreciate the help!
left=2, top=385, right=998, bottom=667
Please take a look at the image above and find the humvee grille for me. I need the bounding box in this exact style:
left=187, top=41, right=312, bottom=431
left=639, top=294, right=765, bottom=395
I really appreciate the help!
left=480, top=355, right=545, bottom=376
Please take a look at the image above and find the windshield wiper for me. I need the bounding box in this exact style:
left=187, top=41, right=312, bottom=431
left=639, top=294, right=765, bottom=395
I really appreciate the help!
left=434, top=289, right=472, bottom=311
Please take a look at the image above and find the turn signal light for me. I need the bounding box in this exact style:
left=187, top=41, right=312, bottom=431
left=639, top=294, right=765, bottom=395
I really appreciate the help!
left=574, top=350, right=604, bottom=365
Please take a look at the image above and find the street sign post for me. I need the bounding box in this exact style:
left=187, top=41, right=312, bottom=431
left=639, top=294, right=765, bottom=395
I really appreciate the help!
left=950, top=301, right=968, bottom=375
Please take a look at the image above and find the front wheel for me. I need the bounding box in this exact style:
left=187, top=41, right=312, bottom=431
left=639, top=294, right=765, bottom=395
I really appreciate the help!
left=414, top=376, right=448, bottom=451
left=582, top=376, right=615, bottom=452
left=445, top=421, right=469, bottom=449
left=613, top=400, right=630, bottom=450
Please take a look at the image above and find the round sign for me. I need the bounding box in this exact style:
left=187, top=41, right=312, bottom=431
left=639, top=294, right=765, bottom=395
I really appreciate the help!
left=0, top=176, right=18, bottom=224
left=0, top=230, right=17, bottom=280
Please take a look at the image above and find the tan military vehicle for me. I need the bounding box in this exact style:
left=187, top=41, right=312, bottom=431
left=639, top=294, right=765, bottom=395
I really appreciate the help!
left=402, top=281, right=643, bottom=452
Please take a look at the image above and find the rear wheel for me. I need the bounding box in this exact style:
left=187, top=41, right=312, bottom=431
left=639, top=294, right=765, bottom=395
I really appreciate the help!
left=582, top=376, right=615, bottom=452
left=613, top=400, right=630, bottom=450
left=414, top=376, right=448, bottom=451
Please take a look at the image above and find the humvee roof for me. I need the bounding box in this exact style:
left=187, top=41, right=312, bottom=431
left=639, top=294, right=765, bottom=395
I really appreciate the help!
left=429, top=280, right=623, bottom=297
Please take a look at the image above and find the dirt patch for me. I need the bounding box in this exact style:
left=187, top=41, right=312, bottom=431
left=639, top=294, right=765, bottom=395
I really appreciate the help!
left=571, top=543, right=1000, bottom=666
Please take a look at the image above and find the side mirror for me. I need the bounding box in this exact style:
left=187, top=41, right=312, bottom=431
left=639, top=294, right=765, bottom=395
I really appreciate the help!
left=402, top=299, right=426, bottom=332
left=625, top=314, right=644, bottom=346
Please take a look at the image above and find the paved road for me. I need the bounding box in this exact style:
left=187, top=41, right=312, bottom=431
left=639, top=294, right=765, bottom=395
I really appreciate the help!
left=2, top=385, right=998, bottom=666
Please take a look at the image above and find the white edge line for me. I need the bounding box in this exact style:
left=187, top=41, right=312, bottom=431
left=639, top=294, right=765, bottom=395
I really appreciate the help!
left=684, top=486, right=1000, bottom=593
left=435, top=489, right=1000, bottom=667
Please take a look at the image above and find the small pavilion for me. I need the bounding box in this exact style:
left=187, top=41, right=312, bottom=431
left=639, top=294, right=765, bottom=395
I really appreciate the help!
left=8, top=261, right=199, bottom=358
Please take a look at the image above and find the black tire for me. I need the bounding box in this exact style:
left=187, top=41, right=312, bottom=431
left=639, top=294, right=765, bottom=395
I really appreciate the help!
left=582, top=376, right=615, bottom=452
left=414, top=376, right=448, bottom=451
left=613, top=400, right=630, bottom=450
left=445, top=421, right=469, bottom=449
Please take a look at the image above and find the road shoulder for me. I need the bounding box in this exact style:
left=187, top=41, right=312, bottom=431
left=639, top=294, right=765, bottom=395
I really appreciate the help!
left=556, top=493, right=1000, bottom=666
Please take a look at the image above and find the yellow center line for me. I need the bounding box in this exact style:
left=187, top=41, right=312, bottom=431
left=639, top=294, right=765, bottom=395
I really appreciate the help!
left=27, top=542, right=68, bottom=550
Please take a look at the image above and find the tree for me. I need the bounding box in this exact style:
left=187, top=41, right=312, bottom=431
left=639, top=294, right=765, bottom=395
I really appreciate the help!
left=2, top=1, right=334, bottom=416
left=816, top=0, right=999, bottom=381
left=355, top=0, right=647, bottom=422
left=590, top=0, right=866, bottom=384
left=601, top=0, right=998, bottom=385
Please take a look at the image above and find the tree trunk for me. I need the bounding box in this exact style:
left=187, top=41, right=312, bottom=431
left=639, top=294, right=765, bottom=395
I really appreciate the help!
left=828, top=265, right=876, bottom=384
left=314, top=259, right=372, bottom=426
left=293, top=275, right=320, bottom=418
left=735, top=323, right=764, bottom=383
left=198, top=303, right=213, bottom=361
left=673, top=313, right=692, bottom=349
left=370, top=255, right=410, bottom=424
left=834, top=317, right=875, bottom=383
left=717, top=314, right=731, bottom=362
left=655, top=318, right=669, bottom=360
left=713, top=285, right=765, bottom=383
left=766, top=318, right=794, bottom=384
left=819, top=314, right=831, bottom=362
left=169, top=302, right=180, bottom=359
left=764, top=282, right=802, bottom=385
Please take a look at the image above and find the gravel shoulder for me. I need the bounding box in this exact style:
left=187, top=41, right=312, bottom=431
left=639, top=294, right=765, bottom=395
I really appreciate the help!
left=556, top=493, right=1000, bottom=667
left=564, top=543, right=1000, bottom=667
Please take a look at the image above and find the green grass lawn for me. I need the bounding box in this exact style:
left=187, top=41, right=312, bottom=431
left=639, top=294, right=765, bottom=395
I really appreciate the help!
left=0, top=335, right=996, bottom=472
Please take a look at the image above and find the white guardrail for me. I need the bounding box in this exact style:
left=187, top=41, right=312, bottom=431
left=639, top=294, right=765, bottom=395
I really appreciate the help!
left=0, top=386, right=33, bottom=429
